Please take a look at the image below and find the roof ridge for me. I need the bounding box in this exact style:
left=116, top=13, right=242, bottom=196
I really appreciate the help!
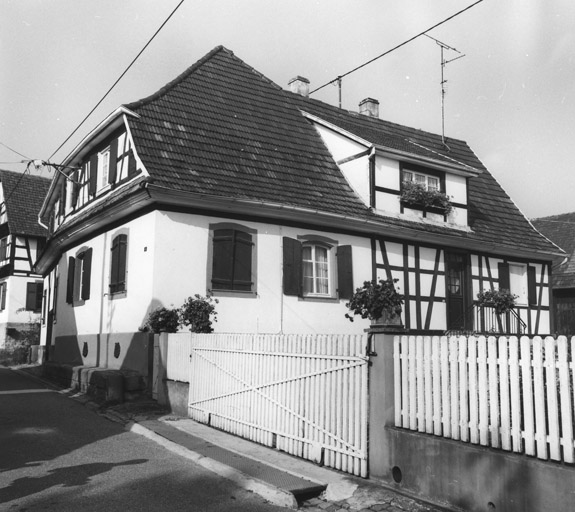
left=287, top=90, right=475, bottom=149
left=125, top=45, right=282, bottom=110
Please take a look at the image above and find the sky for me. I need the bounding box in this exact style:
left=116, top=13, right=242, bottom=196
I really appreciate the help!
left=1, top=0, right=574, bottom=219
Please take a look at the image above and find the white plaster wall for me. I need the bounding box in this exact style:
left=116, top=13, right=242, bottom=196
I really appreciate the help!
left=374, top=156, right=399, bottom=189
left=340, top=157, right=370, bottom=205
left=45, top=210, right=374, bottom=339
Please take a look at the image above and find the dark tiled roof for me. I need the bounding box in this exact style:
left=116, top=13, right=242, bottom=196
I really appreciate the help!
left=0, top=169, right=50, bottom=237
left=532, top=213, right=575, bottom=288
left=124, top=46, right=558, bottom=258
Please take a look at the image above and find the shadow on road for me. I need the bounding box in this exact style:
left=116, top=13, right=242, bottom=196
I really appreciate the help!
left=0, top=459, right=147, bottom=504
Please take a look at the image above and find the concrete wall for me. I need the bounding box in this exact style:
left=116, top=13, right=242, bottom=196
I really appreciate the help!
left=368, top=328, right=575, bottom=512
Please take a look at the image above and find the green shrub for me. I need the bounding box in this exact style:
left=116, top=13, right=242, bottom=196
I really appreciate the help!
left=142, top=307, right=180, bottom=333
left=180, top=294, right=218, bottom=333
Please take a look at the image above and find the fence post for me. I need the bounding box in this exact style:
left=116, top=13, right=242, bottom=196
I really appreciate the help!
left=368, top=323, right=406, bottom=479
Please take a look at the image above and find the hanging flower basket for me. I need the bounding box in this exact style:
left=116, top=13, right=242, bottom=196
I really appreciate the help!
left=400, top=181, right=453, bottom=215
left=476, top=289, right=517, bottom=315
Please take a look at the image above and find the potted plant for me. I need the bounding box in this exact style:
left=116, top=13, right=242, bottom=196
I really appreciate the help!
left=476, top=288, right=517, bottom=315
left=345, top=279, right=404, bottom=325
left=400, top=181, right=453, bottom=215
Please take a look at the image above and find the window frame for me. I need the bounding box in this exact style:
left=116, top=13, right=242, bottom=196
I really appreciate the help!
left=208, top=223, right=257, bottom=296
left=0, top=281, right=7, bottom=311
left=401, top=167, right=443, bottom=192
left=98, top=148, right=110, bottom=192
left=302, top=241, right=334, bottom=298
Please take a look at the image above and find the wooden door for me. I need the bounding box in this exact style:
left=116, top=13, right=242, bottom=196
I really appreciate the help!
left=445, top=252, right=469, bottom=331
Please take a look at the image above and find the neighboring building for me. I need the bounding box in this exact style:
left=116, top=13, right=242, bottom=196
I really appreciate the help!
left=35, top=46, right=562, bottom=358
left=532, top=213, right=575, bottom=335
left=0, top=169, right=50, bottom=348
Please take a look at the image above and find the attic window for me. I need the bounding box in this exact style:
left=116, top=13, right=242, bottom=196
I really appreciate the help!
left=99, top=149, right=110, bottom=190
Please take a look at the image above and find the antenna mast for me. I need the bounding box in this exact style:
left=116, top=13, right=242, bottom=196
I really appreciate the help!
left=425, top=35, right=465, bottom=146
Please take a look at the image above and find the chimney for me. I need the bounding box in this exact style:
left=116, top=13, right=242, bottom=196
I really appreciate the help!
left=288, top=76, right=310, bottom=97
left=359, top=98, right=380, bottom=118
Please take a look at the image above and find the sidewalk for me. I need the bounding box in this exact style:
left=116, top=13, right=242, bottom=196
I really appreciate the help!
left=15, top=364, right=456, bottom=512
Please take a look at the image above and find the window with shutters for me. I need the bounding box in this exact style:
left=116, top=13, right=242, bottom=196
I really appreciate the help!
left=209, top=225, right=255, bottom=294
left=109, top=233, right=128, bottom=295
left=283, top=236, right=353, bottom=300
left=26, top=281, right=43, bottom=312
left=65, top=247, right=92, bottom=305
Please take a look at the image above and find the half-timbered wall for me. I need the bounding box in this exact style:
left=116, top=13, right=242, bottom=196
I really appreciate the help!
left=374, top=237, right=552, bottom=335
left=52, top=129, right=141, bottom=232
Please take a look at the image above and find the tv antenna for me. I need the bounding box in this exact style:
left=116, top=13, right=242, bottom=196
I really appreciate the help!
left=425, top=34, right=465, bottom=147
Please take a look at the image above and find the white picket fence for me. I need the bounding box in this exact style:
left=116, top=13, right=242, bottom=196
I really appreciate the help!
left=394, top=335, right=575, bottom=463
left=188, top=333, right=369, bottom=477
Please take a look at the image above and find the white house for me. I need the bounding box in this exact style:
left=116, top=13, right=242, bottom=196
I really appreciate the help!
left=35, top=46, right=562, bottom=363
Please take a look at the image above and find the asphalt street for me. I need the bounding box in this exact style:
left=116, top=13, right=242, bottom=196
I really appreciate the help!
left=0, top=367, right=286, bottom=511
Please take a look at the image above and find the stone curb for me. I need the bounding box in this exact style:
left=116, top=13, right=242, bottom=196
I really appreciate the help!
left=128, top=421, right=299, bottom=509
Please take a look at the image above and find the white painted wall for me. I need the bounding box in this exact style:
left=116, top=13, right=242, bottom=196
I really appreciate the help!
left=42, top=210, right=374, bottom=344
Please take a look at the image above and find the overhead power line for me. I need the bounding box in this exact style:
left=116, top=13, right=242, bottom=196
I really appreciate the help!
left=309, top=0, right=484, bottom=98
left=49, top=0, right=186, bottom=161
left=0, top=140, right=31, bottom=161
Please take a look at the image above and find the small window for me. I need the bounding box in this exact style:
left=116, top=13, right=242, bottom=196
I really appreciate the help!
left=498, top=262, right=537, bottom=306
left=211, top=228, right=254, bottom=292
left=26, top=282, right=43, bottom=312
left=402, top=170, right=440, bottom=191
left=110, top=234, right=127, bottom=294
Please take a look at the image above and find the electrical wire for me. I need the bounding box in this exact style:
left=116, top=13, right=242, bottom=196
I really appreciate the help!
left=49, top=0, right=186, bottom=161
left=0, top=140, right=31, bottom=161
left=309, top=0, right=484, bottom=96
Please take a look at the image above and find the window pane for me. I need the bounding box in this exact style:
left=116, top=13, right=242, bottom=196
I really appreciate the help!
left=428, top=177, right=440, bottom=190
left=303, top=260, right=313, bottom=294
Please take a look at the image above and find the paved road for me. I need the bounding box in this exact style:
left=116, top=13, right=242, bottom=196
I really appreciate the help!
left=0, top=367, right=286, bottom=511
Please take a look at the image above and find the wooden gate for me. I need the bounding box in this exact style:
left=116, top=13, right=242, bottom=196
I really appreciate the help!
left=188, top=333, right=369, bottom=477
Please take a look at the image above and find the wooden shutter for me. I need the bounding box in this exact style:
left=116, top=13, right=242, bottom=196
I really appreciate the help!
left=59, top=179, right=66, bottom=215
left=34, top=282, right=43, bottom=311
left=89, top=154, right=98, bottom=196
left=283, top=237, right=302, bottom=296
left=527, top=266, right=537, bottom=306
left=71, top=169, right=79, bottom=207
left=212, top=229, right=234, bottom=290
left=233, top=231, right=253, bottom=291
left=498, top=262, right=510, bottom=291
left=336, top=245, right=354, bottom=300
left=81, top=248, right=92, bottom=301
left=0, top=282, right=6, bottom=310
left=108, top=139, right=118, bottom=184
left=66, top=256, right=75, bottom=304
left=128, top=149, right=137, bottom=177
left=110, top=235, right=127, bottom=293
